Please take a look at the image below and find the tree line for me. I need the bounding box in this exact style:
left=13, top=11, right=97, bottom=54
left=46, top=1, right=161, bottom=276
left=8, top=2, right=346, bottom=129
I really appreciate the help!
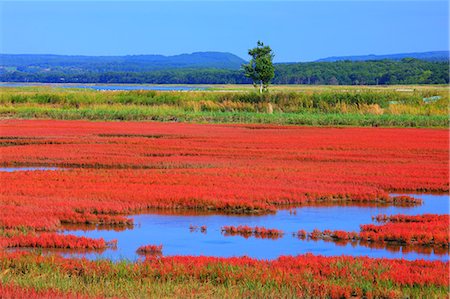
left=1, top=59, right=447, bottom=85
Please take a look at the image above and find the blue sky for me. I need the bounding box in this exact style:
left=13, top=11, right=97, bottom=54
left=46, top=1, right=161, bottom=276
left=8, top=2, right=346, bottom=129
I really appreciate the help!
left=1, top=1, right=448, bottom=62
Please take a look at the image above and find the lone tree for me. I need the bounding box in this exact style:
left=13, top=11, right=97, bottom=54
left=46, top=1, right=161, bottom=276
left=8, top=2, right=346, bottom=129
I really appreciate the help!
left=242, top=41, right=275, bottom=93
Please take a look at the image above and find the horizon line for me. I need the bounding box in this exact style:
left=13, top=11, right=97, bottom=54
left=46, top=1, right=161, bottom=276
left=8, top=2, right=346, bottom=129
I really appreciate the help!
left=1, top=50, right=448, bottom=63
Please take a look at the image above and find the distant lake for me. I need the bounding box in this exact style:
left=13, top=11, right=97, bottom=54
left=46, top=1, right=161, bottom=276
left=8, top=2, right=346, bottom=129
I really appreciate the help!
left=0, top=83, right=206, bottom=91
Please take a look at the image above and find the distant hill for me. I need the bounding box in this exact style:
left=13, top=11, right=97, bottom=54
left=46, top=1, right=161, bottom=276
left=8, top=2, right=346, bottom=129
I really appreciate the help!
left=315, top=51, right=449, bottom=62
left=0, top=52, right=247, bottom=72
left=1, top=51, right=448, bottom=85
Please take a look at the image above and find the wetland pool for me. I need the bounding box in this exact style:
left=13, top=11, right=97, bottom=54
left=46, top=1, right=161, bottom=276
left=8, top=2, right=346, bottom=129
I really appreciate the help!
left=60, top=194, right=449, bottom=261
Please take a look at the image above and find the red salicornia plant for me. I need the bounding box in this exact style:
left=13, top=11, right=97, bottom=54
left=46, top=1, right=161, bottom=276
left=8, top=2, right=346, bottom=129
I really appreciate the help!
left=222, top=225, right=284, bottom=239
left=297, top=214, right=449, bottom=248
left=136, top=244, right=163, bottom=255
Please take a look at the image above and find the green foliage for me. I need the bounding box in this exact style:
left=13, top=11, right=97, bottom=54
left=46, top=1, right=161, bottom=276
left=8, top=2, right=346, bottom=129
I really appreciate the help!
left=2, top=59, right=448, bottom=85
left=1, top=86, right=447, bottom=127
left=0, top=100, right=448, bottom=128
left=242, top=41, right=275, bottom=93
left=273, top=59, right=449, bottom=85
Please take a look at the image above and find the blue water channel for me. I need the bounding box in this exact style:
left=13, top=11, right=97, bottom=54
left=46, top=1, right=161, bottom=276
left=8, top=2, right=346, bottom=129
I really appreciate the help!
left=61, top=194, right=449, bottom=261
left=0, top=83, right=205, bottom=91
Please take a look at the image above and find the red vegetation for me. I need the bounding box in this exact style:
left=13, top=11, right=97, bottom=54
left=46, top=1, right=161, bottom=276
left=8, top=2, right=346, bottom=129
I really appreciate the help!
left=360, top=214, right=449, bottom=247
left=0, top=120, right=448, bottom=249
left=222, top=225, right=284, bottom=239
left=1, top=252, right=448, bottom=298
left=189, top=224, right=207, bottom=233
left=136, top=244, right=163, bottom=255
left=298, top=214, right=450, bottom=248
left=296, top=229, right=307, bottom=239
left=373, top=213, right=447, bottom=223
left=1, top=120, right=448, bottom=298
left=0, top=233, right=115, bottom=250
left=0, top=282, right=94, bottom=299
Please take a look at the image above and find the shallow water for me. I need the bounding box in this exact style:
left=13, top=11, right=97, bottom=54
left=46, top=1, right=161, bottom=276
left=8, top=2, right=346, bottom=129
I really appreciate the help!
left=61, top=194, right=449, bottom=261
left=0, top=83, right=204, bottom=91
left=0, top=167, right=60, bottom=172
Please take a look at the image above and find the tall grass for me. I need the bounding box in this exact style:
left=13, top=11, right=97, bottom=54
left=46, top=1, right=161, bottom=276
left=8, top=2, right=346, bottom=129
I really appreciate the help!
left=1, top=105, right=446, bottom=127
left=0, top=86, right=447, bottom=127
left=1, top=253, right=448, bottom=298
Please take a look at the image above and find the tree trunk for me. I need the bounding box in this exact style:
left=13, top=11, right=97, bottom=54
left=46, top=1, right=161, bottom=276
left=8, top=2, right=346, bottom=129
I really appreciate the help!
left=259, top=80, right=263, bottom=94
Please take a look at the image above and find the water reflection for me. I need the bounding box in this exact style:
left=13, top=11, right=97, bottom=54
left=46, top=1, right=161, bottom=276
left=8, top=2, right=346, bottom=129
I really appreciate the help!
left=58, top=194, right=448, bottom=261
left=302, top=236, right=449, bottom=256
left=119, top=200, right=424, bottom=219
left=62, top=223, right=133, bottom=232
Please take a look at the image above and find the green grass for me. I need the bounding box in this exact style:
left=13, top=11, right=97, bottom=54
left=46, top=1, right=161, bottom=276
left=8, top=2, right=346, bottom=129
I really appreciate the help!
left=0, top=104, right=447, bottom=128
left=0, top=86, right=448, bottom=127
left=1, top=253, right=448, bottom=299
